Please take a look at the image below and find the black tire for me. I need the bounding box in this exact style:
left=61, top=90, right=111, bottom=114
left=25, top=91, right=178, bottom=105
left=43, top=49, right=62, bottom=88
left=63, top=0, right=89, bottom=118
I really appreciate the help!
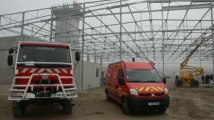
left=175, top=79, right=183, bottom=87
left=12, top=101, right=25, bottom=117
left=63, top=99, right=73, bottom=114
left=106, top=94, right=111, bottom=101
left=175, top=75, right=179, bottom=80
left=158, top=108, right=167, bottom=114
left=190, top=80, right=199, bottom=88
left=105, top=91, right=111, bottom=101
left=122, top=99, right=131, bottom=115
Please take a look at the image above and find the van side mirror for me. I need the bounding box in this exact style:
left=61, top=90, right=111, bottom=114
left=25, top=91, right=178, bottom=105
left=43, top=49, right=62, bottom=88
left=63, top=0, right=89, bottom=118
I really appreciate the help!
left=7, top=55, right=13, bottom=66
left=118, top=70, right=125, bottom=85
left=75, top=52, right=80, bottom=61
left=119, top=78, right=125, bottom=85
left=163, top=78, right=166, bottom=84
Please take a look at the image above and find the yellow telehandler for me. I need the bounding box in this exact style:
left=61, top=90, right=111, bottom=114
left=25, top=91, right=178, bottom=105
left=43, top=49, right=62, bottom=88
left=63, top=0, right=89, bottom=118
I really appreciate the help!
left=176, top=37, right=208, bottom=87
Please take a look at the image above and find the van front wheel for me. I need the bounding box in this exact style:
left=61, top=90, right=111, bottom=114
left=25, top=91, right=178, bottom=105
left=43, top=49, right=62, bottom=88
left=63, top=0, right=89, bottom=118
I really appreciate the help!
left=122, top=99, right=131, bottom=115
left=158, top=107, right=167, bottom=114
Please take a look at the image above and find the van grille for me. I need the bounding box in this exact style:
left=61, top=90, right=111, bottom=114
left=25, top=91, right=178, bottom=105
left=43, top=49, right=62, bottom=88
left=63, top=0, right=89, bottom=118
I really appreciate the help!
left=139, top=93, right=165, bottom=97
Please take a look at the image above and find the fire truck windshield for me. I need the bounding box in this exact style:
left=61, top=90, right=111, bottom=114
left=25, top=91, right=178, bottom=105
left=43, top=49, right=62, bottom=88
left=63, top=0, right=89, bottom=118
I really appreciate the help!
left=18, top=45, right=71, bottom=63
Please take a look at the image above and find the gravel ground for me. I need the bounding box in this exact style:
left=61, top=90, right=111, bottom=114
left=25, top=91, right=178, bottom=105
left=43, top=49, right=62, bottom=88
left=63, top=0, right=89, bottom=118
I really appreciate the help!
left=0, top=80, right=214, bottom=120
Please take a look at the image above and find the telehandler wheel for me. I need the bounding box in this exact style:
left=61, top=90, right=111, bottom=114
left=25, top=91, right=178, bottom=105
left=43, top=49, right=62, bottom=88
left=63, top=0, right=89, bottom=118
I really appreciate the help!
left=122, top=99, right=131, bottom=115
left=12, top=101, right=25, bottom=117
left=175, top=79, right=183, bottom=87
left=190, top=80, right=199, bottom=88
left=63, top=99, right=73, bottom=114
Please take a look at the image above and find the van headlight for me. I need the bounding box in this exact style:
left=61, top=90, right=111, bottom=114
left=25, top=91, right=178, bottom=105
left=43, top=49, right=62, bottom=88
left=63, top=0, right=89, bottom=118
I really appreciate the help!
left=165, top=88, right=169, bottom=94
left=130, top=89, right=138, bottom=95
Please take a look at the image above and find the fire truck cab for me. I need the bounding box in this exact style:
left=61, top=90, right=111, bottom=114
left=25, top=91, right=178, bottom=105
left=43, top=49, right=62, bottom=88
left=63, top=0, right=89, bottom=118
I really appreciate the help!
left=7, top=41, right=80, bottom=117
left=105, top=61, right=169, bottom=114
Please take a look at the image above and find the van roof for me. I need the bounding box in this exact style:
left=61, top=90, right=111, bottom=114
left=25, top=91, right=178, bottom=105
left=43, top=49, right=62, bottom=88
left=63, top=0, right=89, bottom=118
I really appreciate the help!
left=124, top=62, right=154, bottom=70
left=20, top=41, right=70, bottom=47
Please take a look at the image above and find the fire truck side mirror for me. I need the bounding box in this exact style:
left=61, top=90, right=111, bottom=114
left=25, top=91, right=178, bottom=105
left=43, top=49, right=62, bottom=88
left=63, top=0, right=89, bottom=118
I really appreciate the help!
left=7, top=55, right=13, bottom=66
left=163, top=78, right=166, bottom=84
left=75, top=52, right=80, bottom=61
left=9, top=48, right=14, bottom=54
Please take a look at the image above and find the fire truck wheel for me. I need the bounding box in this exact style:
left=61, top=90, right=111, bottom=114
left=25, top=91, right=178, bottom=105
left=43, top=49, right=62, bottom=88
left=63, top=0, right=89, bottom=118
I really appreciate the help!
left=190, top=80, right=199, bottom=88
left=12, top=101, right=24, bottom=117
left=63, top=99, right=73, bottom=114
left=106, top=93, right=111, bottom=101
left=122, top=98, right=131, bottom=115
left=105, top=91, right=111, bottom=101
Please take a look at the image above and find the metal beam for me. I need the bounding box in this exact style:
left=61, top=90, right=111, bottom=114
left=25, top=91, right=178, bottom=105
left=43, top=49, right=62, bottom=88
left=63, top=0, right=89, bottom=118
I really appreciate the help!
left=148, top=0, right=212, bottom=3
left=162, top=3, right=212, bottom=11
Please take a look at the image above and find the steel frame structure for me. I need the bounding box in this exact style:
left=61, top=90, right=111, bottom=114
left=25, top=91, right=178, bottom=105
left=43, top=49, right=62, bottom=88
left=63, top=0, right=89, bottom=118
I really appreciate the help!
left=0, top=0, right=214, bottom=76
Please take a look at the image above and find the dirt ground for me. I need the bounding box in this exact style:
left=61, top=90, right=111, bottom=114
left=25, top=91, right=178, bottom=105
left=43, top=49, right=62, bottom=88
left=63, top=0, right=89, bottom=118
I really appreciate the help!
left=0, top=80, right=214, bottom=120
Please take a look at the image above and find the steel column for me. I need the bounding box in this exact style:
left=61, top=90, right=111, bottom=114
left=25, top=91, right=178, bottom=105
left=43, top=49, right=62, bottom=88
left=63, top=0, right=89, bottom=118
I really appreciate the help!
left=50, top=9, right=54, bottom=42
left=120, top=0, right=122, bottom=60
left=21, top=12, right=25, bottom=40
left=81, top=3, right=85, bottom=91
left=162, top=2, right=165, bottom=77
left=211, top=0, right=214, bottom=81
left=0, top=15, right=1, bottom=26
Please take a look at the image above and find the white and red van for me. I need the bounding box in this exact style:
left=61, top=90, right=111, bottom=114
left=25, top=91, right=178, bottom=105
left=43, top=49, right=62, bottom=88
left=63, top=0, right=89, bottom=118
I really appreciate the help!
left=105, top=61, right=169, bottom=114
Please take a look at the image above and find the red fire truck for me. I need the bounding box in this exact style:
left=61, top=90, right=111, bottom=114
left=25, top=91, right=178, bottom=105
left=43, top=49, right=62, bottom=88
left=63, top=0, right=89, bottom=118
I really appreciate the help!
left=7, top=41, right=80, bottom=117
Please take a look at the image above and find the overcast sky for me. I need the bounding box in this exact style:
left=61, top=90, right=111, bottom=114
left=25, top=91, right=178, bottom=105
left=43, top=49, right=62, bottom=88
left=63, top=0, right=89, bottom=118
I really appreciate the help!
left=0, top=0, right=85, bottom=15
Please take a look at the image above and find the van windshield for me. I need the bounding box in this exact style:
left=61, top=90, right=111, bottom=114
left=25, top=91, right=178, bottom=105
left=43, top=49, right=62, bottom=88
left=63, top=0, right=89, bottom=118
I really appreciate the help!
left=126, top=69, right=161, bottom=82
left=18, top=46, right=71, bottom=63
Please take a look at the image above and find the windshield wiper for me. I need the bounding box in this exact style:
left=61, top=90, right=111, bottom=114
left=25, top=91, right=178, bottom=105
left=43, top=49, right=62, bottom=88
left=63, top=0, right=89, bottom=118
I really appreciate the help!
left=128, top=80, right=143, bottom=83
left=142, top=80, right=160, bottom=83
